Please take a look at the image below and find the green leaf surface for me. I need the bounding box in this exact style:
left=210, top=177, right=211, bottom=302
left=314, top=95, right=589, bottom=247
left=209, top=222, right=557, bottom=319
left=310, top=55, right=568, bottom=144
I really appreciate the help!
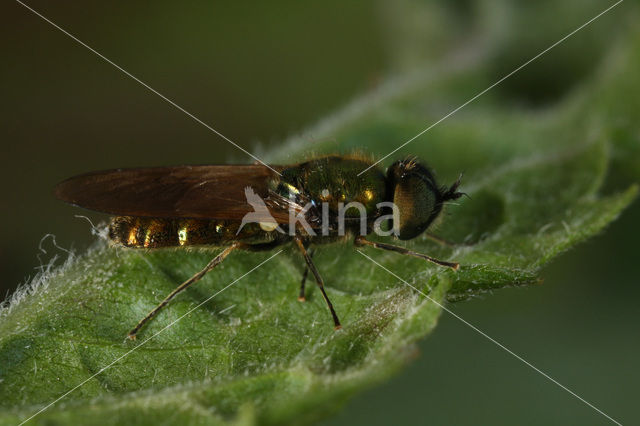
left=2, top=2, right=639, bottom=425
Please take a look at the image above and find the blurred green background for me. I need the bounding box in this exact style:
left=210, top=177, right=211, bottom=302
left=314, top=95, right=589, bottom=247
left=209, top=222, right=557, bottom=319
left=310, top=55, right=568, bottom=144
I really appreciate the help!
left=1, top=1, right=638, bottom=424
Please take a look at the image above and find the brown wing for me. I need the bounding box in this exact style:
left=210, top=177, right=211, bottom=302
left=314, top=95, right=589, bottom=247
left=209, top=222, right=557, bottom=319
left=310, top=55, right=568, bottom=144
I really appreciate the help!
left=54, top=165, right=294, bottom=223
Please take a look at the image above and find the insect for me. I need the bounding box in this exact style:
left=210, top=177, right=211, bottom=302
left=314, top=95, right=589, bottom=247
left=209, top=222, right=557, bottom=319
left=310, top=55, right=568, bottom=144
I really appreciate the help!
left=55, top=155, right=463, bottom=339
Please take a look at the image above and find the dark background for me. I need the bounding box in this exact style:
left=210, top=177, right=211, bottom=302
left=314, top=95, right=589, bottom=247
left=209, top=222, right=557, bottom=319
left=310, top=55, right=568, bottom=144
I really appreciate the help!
left=2, top=1, right=638, bottom=425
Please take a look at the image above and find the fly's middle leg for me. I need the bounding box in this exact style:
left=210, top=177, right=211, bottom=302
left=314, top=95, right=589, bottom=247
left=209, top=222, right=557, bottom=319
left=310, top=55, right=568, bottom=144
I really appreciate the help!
left=298, top=247, right=314, bottom=301
left=294, top=236, right=341, bottom=330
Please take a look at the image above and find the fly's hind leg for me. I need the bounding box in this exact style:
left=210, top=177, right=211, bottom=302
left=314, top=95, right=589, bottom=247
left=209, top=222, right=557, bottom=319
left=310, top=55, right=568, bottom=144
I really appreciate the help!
left=298, top=247, right=314, bottom=301
left=294, top=237, right=341, bottom=330
left=127, top=243, right=239, bottom=340
left=355, top=236, right=459, bottom=270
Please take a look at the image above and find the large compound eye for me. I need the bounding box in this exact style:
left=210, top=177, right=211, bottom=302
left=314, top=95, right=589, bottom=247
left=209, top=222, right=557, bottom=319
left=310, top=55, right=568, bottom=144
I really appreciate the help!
left=393, top=174, right=438, bottom=240
left=386, top=159, right=445, bottom=240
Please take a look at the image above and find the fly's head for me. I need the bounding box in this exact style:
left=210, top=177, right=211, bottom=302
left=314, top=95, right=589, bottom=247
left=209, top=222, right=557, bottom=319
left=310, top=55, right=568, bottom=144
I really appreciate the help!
left=386, top=157, right=464, bottom=240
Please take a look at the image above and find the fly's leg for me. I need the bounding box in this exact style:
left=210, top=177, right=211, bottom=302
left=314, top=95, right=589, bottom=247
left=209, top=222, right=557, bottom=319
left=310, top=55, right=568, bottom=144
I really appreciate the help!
left=424, top=233, right=457, bottom=247
left=354, top=236, right=459, bottom=270
left=298, top=247, right=314, bottom=301
left=127, top=243, right=239, bottom=340
left=425, top=233, right=475, bottom=247
left=294, top=237, right=341, bottom=330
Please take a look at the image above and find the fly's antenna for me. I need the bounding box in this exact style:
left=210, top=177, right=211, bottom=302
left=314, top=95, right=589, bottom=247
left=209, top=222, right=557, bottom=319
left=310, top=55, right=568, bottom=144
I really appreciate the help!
left=442, top=173, right=467, bottom=201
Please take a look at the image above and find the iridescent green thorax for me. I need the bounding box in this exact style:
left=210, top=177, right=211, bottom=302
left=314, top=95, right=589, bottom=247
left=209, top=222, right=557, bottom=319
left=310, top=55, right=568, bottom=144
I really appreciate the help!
left=276, top=156, right=387, bottom=216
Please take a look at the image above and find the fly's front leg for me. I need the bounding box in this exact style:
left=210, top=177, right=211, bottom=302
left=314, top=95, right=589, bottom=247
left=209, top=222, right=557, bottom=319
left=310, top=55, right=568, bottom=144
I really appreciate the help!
left=294, top=236, right=341, bottom=330
left=425, top=233, right=456, bottom=247
left=354, top=236, right=459, bottom=270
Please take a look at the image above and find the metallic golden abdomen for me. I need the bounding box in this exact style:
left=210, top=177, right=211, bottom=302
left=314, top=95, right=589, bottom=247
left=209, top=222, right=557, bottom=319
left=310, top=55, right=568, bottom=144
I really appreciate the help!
left=108, top=216, right=275, bottom=248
